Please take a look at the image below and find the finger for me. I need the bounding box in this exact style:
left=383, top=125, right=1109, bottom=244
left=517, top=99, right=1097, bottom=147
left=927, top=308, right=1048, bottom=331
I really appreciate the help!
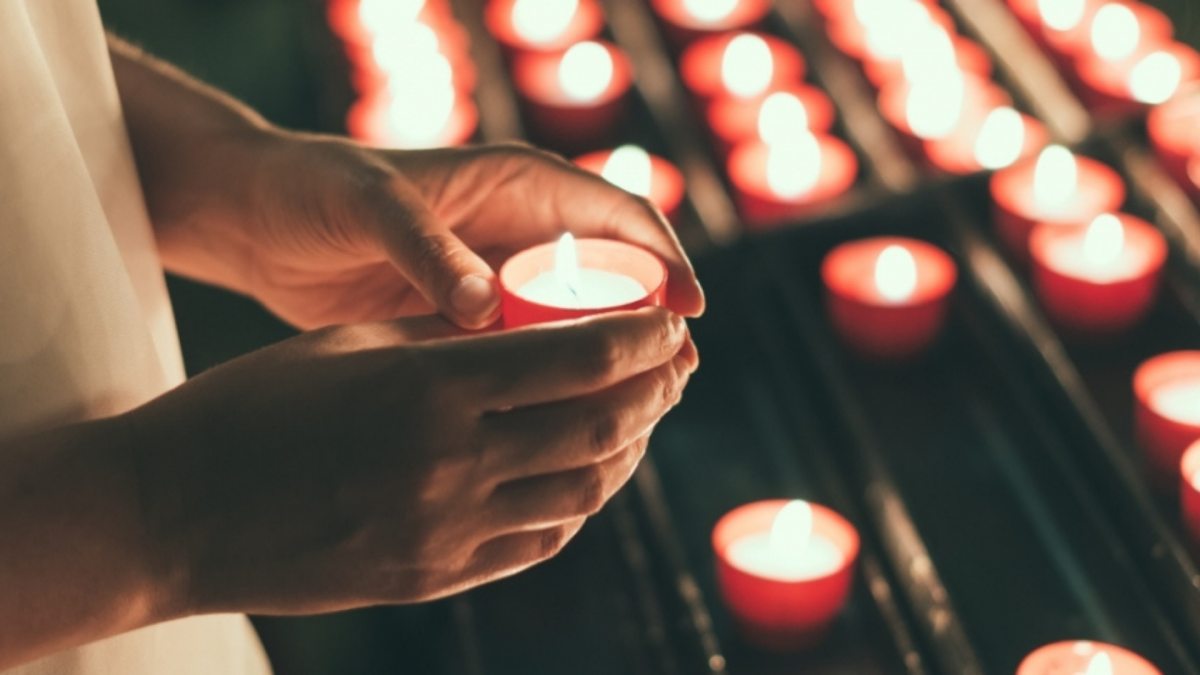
left=465, top=518, right=588, bottom=586
left=421, top=307, right=686, bottom=409
left=486, top=436, right=648, bottom=533
left=363, top=174, right=501, bottom=329
left=482, top=350, right=688, bottom=478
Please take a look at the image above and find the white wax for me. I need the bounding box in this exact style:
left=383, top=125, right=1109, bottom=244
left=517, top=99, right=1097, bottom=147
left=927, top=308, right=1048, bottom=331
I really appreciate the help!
left=1150, top=380, right=1200, bottom=426
left=725, top=532, right=845, bottom=582
left=516, top=268, right=647, bottom=309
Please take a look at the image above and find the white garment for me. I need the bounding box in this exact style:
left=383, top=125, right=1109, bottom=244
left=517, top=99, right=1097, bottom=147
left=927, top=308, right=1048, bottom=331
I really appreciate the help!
left=0, top=0, right=271, bottom=672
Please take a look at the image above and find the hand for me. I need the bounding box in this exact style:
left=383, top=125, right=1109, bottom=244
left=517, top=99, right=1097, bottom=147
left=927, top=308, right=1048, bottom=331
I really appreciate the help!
left=125, top=308, right=696, bottom=615
left=155, top=134, right=705, bottom=330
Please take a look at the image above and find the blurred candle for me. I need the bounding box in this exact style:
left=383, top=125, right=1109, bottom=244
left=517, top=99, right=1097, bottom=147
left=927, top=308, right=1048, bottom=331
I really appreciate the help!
left=574, top=145, right=687, bottom=222
left=1016, top=642, right=1160, bottom=675
left=679, top=32, right=806, bottom=104
left=1147, top=88, right=1200, bottom=198
left=925, top=105, right=1048, bottom=175
left=1134, top=352, right=1200, bottom=487
left=727, top=129, right=858, bottom=228
left=347, top=87, right=478, bottom=149
left=828, top=1, right=955, bottom=62
left=878, top=71, right=1010, bottom=157
left=862, top=28, right=993, bottom=89
left=485, top=0, right=604, bottom=55
left=512, top=40, right=633, bottom=149
left=648, top=0, right=772, bottom=49
left=1076, top=41, right=1200, bottom=116
left=707, top=84, right=836, bottom=157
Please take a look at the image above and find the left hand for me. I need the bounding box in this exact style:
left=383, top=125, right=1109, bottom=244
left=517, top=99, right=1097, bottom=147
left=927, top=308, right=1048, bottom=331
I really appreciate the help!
left=156, top=133, right=705, bottom=330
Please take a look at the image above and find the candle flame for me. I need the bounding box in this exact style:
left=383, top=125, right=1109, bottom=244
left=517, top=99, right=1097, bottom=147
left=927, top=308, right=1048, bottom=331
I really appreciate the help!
left=765, top=131, right=822, bottom=199
left=865, top=2, right=936, bottom=61
left=386, top=84, right=456, bottom=148
left=875, top=245, right=918, bottom=302
left=1033, top=145, right=1078, bottom=211
left=721, top=34, right=774, bottom=99
left=1039, top=0, right=1086, bottom=31
left=1091, top=3, right=1140, bottom=62
left=900, top=25, right=959, bottom=85
left=359, top=0, right=426, bottom=35
left=512, top=0, right=579, bottom=45
left=1083, top=214, right=1125, bottom=267
left=974, top=107, right=1027, bottom=170
left=559, top=41, right=614, bottom=102
left=372, top=24, right=443, bottom=74
left=1130, top=51, right=1183, bottom=105
left=555, top=232, right=581, bottom=296
left=905, top=70, right=967, bottom=140
left=682, top=0, right=739, bottom=23
left=757, top=92, right=810, bottom=145
left=601, top=145, right=653, bottom=197
left=1085, top=652, right=1113, bottom=675
left=769, top=500, right=814, bottom=561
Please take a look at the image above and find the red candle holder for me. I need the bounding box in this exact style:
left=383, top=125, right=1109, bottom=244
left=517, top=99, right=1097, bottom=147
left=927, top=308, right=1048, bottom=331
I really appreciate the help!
left=1075, top=41, right=1200, bottom=119
left=1134, top=351, right=1200, bottom=488
left=1181, top=440, right=1200, bottom=549
left=1147, top=86, right=1200, bottom=196
left=826, top=5, right=956, bottom=62
left=822, top=237, right=958, bottom=361
left=498, top=238, right=667, bottom=328
left=511, top=40, right=634, bottom=150
left=861, top=33, right=993, bottom=90
left=1028, top=213, right=1166, bottom=337
left=679, top=32, right=806, bottom=105
left=727, top=133, right=858, bottom=228
left=706, top=84, right=836, bottom=158
left=346, top=90, right=478, bottom=149
left=990, top=151, right=1125, bottom=263
left=484, top=0, right=605, bottom=57
left=924, top=108, right=1047, bottom=176
left=574, top=148, right=687, bottom=223
left=712, top=500, right=860, bottom=651
left=877, top=73, right=1011, bottom=159
left=1016, top=641, right=1161, bottom=675
left=647, top=0, right=772, bottom=50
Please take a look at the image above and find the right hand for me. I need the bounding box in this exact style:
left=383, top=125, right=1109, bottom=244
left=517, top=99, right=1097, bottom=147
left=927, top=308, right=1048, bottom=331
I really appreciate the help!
left=124, top=308, right=696, bottom=619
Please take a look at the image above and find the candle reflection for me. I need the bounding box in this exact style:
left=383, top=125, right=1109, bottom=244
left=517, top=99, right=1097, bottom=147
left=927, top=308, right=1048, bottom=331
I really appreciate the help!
left=875, top=245, right=918, bottom=302
left=721, top=34, right=775, bottom=98
left=559, top=41, right=613, bottom=102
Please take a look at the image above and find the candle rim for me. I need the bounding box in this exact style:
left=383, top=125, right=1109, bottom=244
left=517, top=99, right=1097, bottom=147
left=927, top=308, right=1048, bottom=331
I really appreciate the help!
left=1029, top=213, right=1166, bottom=284
left=1181, top=439, right=1200, bottom=486
left=990, top=152, right=1125, bottom=222
left=821, top=236, right=957, bottom=307
left=573, top=148, right=686, bottom=216
left=1016, top=641, right=1162, bottom=675
left=1135, top=351, right=1200, bottom=424
left=512, top=40, right=634, bottom=107
left=499, top=237, right=666, bottom=312
left=727, top=134, right=859, bottom=207
left=679, top=31, right=806, bottom=99
left=713, top=499, right=860, bottom=584
left=484, top=0, right=605, bottom=51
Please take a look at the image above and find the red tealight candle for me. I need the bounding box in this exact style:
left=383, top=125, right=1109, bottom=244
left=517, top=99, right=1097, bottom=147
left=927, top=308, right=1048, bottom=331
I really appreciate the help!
left=1135, top=352, right=1200, bottom=486
left=511, top=40, right=634, bottom=149
left=679, top=32, right=806, bottom=105
left=1064, top=0, right=1173, bottom=62
left=1029, top=213, right=1166, bottom=336
left=484, top=0, right=605, bottom=56
left=862, top=32, right=994, bottom=90
left=707, top=84, right=836, bottom=158
left=574, top=145, right=686, bottom=223
left=347, top=89, right=478, bottom=149
left=827, top=3, right=956, bottom=62
left=712, top=500, right=860, bottom=651
left=1016, top=641, right=1161, bottom=675
left=878, top=71, right=1011, bottom=159
left=1181, top=440, right=1200, bottom=547
left=925, top=105, right=1048, bottom=175
left=1076, top=42, right=1200, bottom=118
left=822, top=237, right=958, bottom=361
left=1147, top=86, right=1200, bottom=194
left=498, top=234, right=667, bottom=328
left=648, top=0, right=772, bottom=50
left=990, top=145, right=1126, bottom=262
left=727, top=131, right=858, bottom=228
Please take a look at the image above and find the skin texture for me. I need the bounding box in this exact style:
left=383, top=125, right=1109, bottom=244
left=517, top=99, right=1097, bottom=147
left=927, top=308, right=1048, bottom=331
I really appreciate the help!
left=0, top=36, right=703, bottom=670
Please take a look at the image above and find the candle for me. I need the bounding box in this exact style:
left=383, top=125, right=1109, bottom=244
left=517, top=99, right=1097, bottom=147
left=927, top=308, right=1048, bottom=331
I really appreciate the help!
left=822, top=237, right=957, bottom=360
left=647, top=0, right=772, bottom=50
left=1005, top=0, right=1095, bottom=45
left=827, top=1, right=956, bottom=63
left=727, top=129, right=858, bottom=228
left=862, top=28, right=994, bottom=90
left=511, top=40, right=634, bottom=150
left=349, top=22, right=477, bottom=98
left=712, top=500, right=860, bottom=651
left=1029, top=213, right=1166, bottom=336
left=990, top=145, right=1126, bottom=262
left=813, top=0, right=938, bottom=28
left=1134, top=352, right=1200, bottom=487
left=484, top=0, right=605, bottom=56
left=679, top=32, right=806, bottom=105
left=1016, top=641, right=1161, bottom=675
left=878, top=71, right=1012, bottom=158
left=327, top=0, right=450, bottom=51
left=1076, top=41, right=1200, bottom=117
left=347, top=87, right=478, bottom=149
left=1181, top=440, right=1200, bottom=548
left=707, top=85, right=836, bottom=158
left=1146, top=87, right=1200, bottom=197
left=499, top=234, right=667, bottom=327
left=574, top=145, right=687, bottom=223
left=925, top=105, right=1048, bottom=175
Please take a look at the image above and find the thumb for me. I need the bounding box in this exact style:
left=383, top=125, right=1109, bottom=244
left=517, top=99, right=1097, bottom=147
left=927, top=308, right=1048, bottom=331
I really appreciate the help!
left=366, top=176, right=500, bottom=329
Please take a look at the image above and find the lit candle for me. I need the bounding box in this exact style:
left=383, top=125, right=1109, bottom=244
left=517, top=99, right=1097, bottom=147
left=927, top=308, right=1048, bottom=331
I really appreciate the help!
left=1180, top=440, right=1200, bottom=549
left=827, top=1, right=956, bottom=63
left=498, top=234, right=667, bottom=327
left=1076, top=41, right=1200, bottom=116
left=484, top=0, right=604, bottom=56
left=1029, top=213, right=1166, bottom=336
left=924, top=105, right=1048, bottom=175
left=878, top=71, right=1011, bottom=158
left=1016, top=641, right=1161, bottom=675
left=648, top=0, right=772, bottom=50
left=862, top=27, right=994, bottom=90
left=712, top=499, right=860, bottom=651
left=706, top=84, right=837, bottom=157
left=679, top=32, right=806, bottom=105
left=990, top=145, right=1125, bottom=262
left=346, top=86, right=479, bottom=149
left=822, top=237, right=957, bottom=360
left=511, top=40, right=634, bottom=149
left=1134, top=351, right=1200, bottom=487
left=574, top=145, right=687, bottom=223
left=1146, top=86, right=1200, bottom=194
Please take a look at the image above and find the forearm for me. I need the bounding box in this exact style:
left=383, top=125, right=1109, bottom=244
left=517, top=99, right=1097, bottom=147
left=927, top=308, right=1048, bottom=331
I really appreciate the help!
left=0, top=417, right=180, bottom=670
left=108, top=34, right=274, bottom=293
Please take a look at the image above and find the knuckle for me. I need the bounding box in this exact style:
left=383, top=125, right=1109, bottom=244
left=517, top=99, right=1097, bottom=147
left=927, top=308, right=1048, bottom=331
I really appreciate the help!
left=589, top=411, right=623, bottom=456
left=579, top=331, right=621, bottom=383
left=577, top=469, right=607, bottom=516
left=538, top=526, right=570, bottom=559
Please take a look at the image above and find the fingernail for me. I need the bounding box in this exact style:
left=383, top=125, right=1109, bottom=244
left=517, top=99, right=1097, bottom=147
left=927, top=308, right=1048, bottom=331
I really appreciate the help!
left=451, top=275, right=498, bottom=321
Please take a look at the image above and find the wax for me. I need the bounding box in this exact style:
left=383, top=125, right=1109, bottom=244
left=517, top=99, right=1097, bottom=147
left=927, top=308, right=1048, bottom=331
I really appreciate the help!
left=726, top=533, right=845, bottom=582
left=516, top=268, right=647, bottom=309
left=1134, top=352, right=1200, bottom=487
left=1016, top=641, right=1161, bottom=675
